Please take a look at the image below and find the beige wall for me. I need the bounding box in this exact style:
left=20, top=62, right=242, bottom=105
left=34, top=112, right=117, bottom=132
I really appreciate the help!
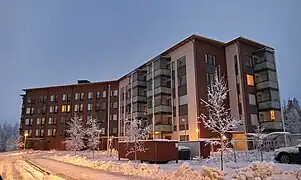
left=225, top=43, right=246, bottom=132
left=166, top=40, right=198, bottom=140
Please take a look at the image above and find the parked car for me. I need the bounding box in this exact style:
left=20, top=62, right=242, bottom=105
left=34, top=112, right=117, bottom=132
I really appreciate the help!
left=274, top=144, right=301, bottom=164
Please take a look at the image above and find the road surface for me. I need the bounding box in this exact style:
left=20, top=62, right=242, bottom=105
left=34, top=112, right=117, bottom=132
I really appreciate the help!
left=0, top=152, right=144, bottom=180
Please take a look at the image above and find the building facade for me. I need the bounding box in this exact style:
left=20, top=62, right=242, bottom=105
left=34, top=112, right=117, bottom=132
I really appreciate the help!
left=20, top=35, right=282, bottom=150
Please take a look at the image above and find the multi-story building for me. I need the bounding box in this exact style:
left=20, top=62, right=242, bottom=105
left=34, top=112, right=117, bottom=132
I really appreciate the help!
left=20, top=35, right=282, bottom=150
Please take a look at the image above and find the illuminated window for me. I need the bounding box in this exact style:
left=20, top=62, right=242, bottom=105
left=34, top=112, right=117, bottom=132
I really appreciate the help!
left=246, top=74, right=254, bottom=86
left=61, top=105, right=66, bottom=112
left=67, top=105, right=71, bottom=112
left=270, top=110, right=276, bottom=120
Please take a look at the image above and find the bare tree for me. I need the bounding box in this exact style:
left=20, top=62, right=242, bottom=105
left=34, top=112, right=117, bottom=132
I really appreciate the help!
left=124, top=118, right=148, bottom=161
left=63, top=115, right=85, bottom=152
left=86, top=117, right=100, bottom=159
left=199, top=71, right=242, bottom=170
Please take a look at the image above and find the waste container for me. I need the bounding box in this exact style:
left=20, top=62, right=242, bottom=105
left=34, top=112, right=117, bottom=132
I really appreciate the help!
left=178, top=146, right=191, bottom=160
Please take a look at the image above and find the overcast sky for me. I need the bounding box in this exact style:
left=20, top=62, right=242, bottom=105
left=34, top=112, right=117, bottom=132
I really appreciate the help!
left=0, top=0, right=300, bottom=124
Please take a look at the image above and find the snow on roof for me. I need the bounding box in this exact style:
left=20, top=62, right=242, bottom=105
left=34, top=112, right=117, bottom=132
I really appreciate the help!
left=119, top=139, right=178, bottom=143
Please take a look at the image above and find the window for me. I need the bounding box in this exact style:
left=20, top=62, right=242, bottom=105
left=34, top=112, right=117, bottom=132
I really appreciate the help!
left=112, top=114, right=117, bottom=121
left=60, top=116, right=66, bottom=124
left=270, top=110, right=276, bottom=120
left=101, top=128, right=105, bottom=135
left=49, top=106, right=54, bottom=113
left=246, top=56, right=253, bottom=67
left=25, top=119, right=30, bottom=125
left=43, top=96, right=47, bottom=103
left=100, top=103, right=106, bottom=109
left=248, top=94, right=256, bottom=105
left=48, top=117, right=56, bottom=125
left=62, top=94, right=67, bottom=101
left=47, top=129, right=52, bottom=136
left=80, top=93, right=84, bottom=100
left=24, top=130, right=32, bottom=137
left=112, top=102, right=118, bottom=109
left=54, top=106, right=58, bottom=113
left=50, top=95, right=55, bottom=102
left=112, top=128, right=117, bottom=134
left=75, top=93, right=80, bottom=100
left=67, top=94, right=71, bottom=101
left=113, top=89, right=118, bottom=96
left=250, top=114, right=258, bottom=125
left=52, top=129, right=56, bottom=136
left=61, top=105, right=67, bottom=112
left=206, top=73, right=214, bottom=84
left=103, top=91, right=106, bottom=98
left=60, top=127, right=65, bottom=136
left=37, top=118, right=41, bottom=125
left=30, top=119, right=33, bottom=125
left=41, top=118, right=45, bottom=125
left=177, top=56, right=186, bottom=68
left=41, top=129, right=44, bottom=136
left=180, top=135, right=189, bottom=141
left=67, top=105, right=71, bottom=112
left=179, top=95, right=188, bottom=106
left=246, top=74, right=254, bottom=86
left=178, top=75, right=187, bottom=86
left=205, top=54, right=216, bottom=65
left=74, top=104, right=79, bottom=112
left=87, top=104, right=93, bottom=111
left=26, top=108, right=31, bottom=114
left=37, top=107, right=42, bottom=114
left=38, top=96, right=43, bottom=103
left=79, top=104, right=84, bottom=112
left=95, top=103, right=100, bottom=111
left=36, top=129, right=40, bottom=137
left=88, top=92, right=93, bottom=99
left=96, top=92, right=101, bottom=99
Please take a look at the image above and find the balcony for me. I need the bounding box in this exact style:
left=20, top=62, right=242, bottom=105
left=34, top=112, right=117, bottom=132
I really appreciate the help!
left=256, top=81, right=278, bottom=90
left=126, top=112, right=147, bottom=119
left=147, top=87, right=171, bottom=97
left=132, top=80, right=147, bottom=87
left=148, top=124, right=173, bottom=133
left=146, top=69, right=171, bottom=80
left=133, top=96, right=147, bottom=102
left=258, top=101, right=281, bottom=110
left=254, top=61, right=276, bottom=71
left=261, top=121, right=283, bottom=131
left=147, top=105, right=172, bottom=115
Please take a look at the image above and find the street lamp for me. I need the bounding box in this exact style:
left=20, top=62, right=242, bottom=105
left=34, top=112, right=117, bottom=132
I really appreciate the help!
left=182, top=119, right=187, bottom=140
left=24, top=133, right=28, bottom=150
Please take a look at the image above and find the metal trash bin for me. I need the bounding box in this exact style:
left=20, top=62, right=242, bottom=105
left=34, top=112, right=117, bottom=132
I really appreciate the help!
left=178, top=146, right=191, bottom=160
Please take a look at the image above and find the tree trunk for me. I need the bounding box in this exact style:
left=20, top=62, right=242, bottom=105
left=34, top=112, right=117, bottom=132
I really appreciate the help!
left=92, top=150, right=95, bottom=160
left=220, top=136, right=224, bottom=171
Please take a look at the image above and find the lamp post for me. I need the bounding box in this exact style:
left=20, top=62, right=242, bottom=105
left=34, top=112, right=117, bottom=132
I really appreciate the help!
left=24, top=133, right=28, bottom=150
left=182, top=119, right=187, bottom=140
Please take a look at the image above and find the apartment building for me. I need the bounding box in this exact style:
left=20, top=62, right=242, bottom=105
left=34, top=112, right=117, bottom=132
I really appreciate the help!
left=20, top=34, right=282, bottom=150
left=20, top=80, right=119, bottom=150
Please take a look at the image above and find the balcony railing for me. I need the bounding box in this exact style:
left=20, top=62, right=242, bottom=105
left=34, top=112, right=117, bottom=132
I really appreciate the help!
left=256, top=81, right=278, bottom=90
left=148, top=124, right=173, bottom=133
left=261, top=121, right=283, bottom=131
left=258, top=101, right=281, bottom=110
left=147, top=105, right=172, bottom=115
left=132, top=80, right=147, bottom=87
left=254, top=61, right=276, bottom=71
left=147, top=87, right=171, bottom=97
left=146, top=69, right=171, bottom=80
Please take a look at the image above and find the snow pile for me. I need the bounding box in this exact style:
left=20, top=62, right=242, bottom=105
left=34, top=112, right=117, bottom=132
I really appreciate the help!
left=159, top=162, right=224, bottom=180
left=232, top=162, right=301, bottom=180
left=51, top=155, right=160, bottom=178
left=97, top=149, right=118, bottom=158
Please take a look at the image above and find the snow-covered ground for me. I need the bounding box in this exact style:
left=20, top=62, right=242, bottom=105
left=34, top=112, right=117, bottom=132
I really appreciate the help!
left=32, top=149, right=301, bottom=180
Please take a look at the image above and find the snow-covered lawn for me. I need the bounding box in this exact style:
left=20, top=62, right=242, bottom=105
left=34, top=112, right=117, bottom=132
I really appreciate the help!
left=35, top=149, right=301, bottom=180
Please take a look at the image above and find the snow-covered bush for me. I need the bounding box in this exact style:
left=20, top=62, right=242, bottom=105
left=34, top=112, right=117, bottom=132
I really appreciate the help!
left=98, top=149, right=118, bottom=157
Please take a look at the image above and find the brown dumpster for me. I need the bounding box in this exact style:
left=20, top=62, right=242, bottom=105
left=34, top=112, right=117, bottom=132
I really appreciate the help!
left=118, top=140, right=178, bottom=163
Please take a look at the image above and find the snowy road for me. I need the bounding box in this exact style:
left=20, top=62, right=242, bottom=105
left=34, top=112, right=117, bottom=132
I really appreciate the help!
left=0, top=153, right=145, bottom=180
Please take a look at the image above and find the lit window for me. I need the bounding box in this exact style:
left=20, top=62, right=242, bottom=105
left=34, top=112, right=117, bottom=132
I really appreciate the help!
left=246, top=74, right=254, bottom=86
left=61, top=105, right=66, bottom=112
left=270, top=110, right=276, bottom=120
left=67, top=105, right=71, bottom=112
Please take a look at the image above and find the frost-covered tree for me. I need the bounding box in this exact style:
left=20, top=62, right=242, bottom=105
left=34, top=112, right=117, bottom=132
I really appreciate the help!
left=0, top=124, right=4, bottom=152
left=85, top=117, right=100, bottom=159
left=199, top=71, right=242, bottom=170
left=63, top=115, right=85, bottom=152
left=0, top=122, right=19, bottom=152
left=284, top=98, right=301, bottom=134
left=124, top=118, right=149, bottom=161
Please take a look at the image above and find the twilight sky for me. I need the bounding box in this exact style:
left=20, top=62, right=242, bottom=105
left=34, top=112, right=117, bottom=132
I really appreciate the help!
left=0, top=0, right=300, bottom=124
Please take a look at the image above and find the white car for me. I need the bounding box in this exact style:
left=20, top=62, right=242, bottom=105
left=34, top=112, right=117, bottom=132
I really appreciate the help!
left=274, top=145, right=301, bottom=164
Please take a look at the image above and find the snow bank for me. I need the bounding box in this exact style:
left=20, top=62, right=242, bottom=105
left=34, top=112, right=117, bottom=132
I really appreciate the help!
left=232, top=162, right=301, bottom=180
